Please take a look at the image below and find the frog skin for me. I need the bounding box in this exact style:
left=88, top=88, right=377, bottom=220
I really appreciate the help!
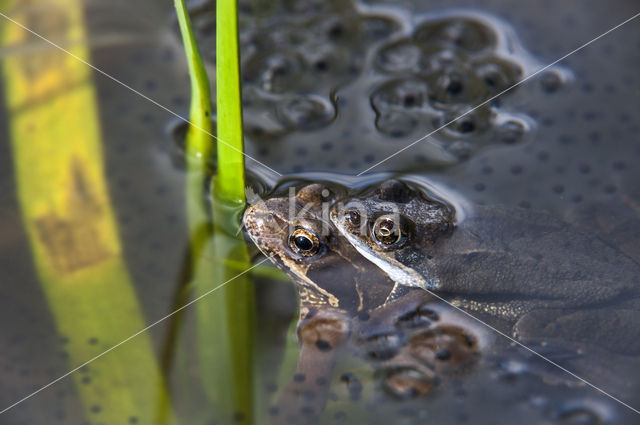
left=329, top=180, right=640, bottom=353
left=564, top=195, right=640, bottom=265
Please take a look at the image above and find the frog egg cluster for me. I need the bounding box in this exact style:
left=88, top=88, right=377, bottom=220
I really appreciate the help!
left=369, top=15, right=547, bottom=160
left=239, top=4, right=400, bottom=140
left=356, top=301, right=479, bottom=400
left=172, top=2, right=573, bottom=173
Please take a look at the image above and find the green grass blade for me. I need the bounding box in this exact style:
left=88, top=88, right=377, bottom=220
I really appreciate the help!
left=173, top=0, right=213, bottom=167
left=215, top=0, right=246, bottom=203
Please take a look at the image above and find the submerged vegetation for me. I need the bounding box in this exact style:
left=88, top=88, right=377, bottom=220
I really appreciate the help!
left=2, top=0, right=172, bottom=422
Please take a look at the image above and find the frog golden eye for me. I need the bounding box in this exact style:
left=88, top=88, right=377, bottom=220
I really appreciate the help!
left=289, top=227, right=321, bottom=256
left=373, top=215, right=403, bottom=246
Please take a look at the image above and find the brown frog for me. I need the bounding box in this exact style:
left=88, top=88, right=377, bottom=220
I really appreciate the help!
left=329, top=179, right=640, bottom=354
left=243, top=183, right=402, bottom=317
left=243, top=183, right=482, bottom=421
left=244, top=184, right=397, bottom=423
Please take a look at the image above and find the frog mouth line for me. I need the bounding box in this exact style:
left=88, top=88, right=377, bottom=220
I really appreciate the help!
left=337, top=225, right=438, bottom=291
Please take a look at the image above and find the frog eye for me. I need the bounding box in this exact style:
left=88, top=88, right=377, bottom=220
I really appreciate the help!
left=289, top=227, right=322, bottom=256
left=372, top=215, right=405, bottom=246
left=344, top=209, right=361, bottom=226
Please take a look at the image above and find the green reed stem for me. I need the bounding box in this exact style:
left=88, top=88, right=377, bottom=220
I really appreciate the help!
left=173, top=0, right=213, bottom=169
left=174, top=0, right=255, bottom=423
left=215, top=0, right=246, bottom=203
left=213, top=1, right=255, bottom=424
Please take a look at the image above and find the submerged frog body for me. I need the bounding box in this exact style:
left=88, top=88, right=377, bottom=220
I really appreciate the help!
left=330, top=180, right=640, bottom=352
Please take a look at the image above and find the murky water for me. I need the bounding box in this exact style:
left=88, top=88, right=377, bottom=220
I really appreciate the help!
left=0, top=0, right=639, bottom=424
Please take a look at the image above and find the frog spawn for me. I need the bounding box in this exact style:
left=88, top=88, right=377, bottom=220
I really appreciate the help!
left=171, top=2, right=573, bottom=173
left=370, top=14, right=554, bottom=160
left=238, top=3, right=400, bottom=141
left=352, top=297, right=480, bottom=400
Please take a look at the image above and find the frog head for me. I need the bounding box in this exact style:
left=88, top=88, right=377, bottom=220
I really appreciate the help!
left=243, top=183, right=398, bottom=315
left=330, top=179, right=455, bottom=291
